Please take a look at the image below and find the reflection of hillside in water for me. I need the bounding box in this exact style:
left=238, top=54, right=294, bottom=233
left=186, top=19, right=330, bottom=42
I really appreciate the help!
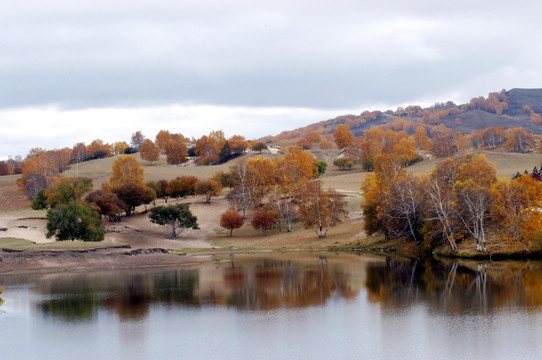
left=30, top=255, right=362, bottom=322
left=366, top=257, right=542, bottom=313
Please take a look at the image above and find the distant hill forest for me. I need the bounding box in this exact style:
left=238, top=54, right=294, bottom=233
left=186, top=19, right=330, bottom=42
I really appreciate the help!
left=266, top=88, right=542, bottom=144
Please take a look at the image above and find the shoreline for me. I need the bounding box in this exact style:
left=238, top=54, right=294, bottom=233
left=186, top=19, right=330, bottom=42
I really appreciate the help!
left=0, top=246, right=212, bottom=275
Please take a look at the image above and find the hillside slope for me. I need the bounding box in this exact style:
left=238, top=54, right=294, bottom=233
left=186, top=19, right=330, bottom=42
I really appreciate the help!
left=269, top=88, right=542, bottom=143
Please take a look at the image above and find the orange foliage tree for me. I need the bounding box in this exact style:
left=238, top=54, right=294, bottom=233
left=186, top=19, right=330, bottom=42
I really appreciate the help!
left=165, top=138, right=188, bottom=165
left=195, top=179, right=223, bottom=203
left=333, top=124, right=354, bottom=149
left=139, top=139, right=160, bottom=165
left=220, top=210, right=244, bottom=236
left=155, top=130, right=172, bottom=152
left=251, top=210, right=277, bottom=235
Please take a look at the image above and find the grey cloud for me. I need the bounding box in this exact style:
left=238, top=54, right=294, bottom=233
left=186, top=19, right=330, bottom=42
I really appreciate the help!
left=2, top=0, right=542, bottom=110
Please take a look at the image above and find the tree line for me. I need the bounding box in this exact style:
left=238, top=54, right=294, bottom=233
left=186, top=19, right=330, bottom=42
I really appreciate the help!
left=361, top=153, right=542, bottom=252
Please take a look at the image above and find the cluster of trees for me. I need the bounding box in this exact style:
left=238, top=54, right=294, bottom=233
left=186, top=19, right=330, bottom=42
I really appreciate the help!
left=31, top=177, right=105, bottom=242
left=193, top=130, right=250, bottom=165
left=469, top=90, right=509, bottom=115
left=221, top=146, right=344, bottom=238
left=361, top=153, right=542, bottom=252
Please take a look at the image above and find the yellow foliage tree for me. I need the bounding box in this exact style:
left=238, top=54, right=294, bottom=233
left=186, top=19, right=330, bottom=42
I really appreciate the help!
left=492, top=175, right=542, bottom=251
left=109, top=155, right=144, bottom=188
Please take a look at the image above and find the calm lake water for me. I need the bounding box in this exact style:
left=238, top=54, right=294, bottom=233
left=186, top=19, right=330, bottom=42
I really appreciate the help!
left=2, top=253, right=542, bottom=360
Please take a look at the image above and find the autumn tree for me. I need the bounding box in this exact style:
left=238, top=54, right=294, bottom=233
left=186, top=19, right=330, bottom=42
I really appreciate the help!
left=40, top=177, right=93, bottom=208
left=139, top=139, right=160, bottom=165
left=295, top=180, right=346, bottom=238
left=296, top=138, right=311, bottom=150
left=195, top=179, right=222, bottom=203
left=361, top=154, right=406, bottom=238
left=220, top=210, right=244, bottom=236
left=333, top=124, right=354, bottom=149
left=86, top=190, right=124, bottom=222
left=228, top=159, right=257, bottom=218
left=228, top=135, right=249, bottom=154
left=157, top=179, right=169, bottom=202
left=305, top=132, right=321, bottom=146
left=165, top=138, right=188, bottom=165
left=378, top=174, right=426, bottom=243
left=71, top=142, right=87, bottom=164
left=112, top=142, right=128, bottom=155
left=505, top=127, right=534, bottom=153
left=166, top=176, right=198, bottom=199
left=131, top=131, right=146, bottom=150
left=412, top=127, right=432, bottom=151
left=430, top=124, right=458, bottom=158
left=453, top=154, right=497, bottom=252
left=155, top=130, right=172, bottom=152
left=149, top=204, right=198, bottom=238
left=113, top=183, right=155, bottom=216
left=109, top=155, right=144, bottom=188
left=270, top=147, right=318, bottom=232
left=17, top=150, right=61, bottom=199
left=319, top=138, right=333, bottom=149
left=423, top=157, right=461, bottom=251
left=251, top=210, right=277, bottom=235
left=86, top=139, right=111, bottom=158
left=491, top=175, right=542, bottom=251
left=247, top=157, right=276, bottom=206
left=333, top=158, right=354, bottom=170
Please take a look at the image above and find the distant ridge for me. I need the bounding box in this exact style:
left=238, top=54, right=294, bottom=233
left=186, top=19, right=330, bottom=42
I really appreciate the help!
left=268, top=88, right=542, bottom=143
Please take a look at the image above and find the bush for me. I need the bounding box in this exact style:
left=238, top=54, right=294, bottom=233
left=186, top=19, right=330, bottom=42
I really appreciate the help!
left=333, top=158, right=355, bottom=170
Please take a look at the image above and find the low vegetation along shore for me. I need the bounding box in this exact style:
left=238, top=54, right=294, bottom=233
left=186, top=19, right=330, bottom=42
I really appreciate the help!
left=3, top=89, right=542, bottom=273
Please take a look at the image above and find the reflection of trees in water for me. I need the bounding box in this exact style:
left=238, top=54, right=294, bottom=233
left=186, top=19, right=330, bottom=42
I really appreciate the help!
left=35, top=258, right=360, bottom=322
left=37, top=270, right=199, bottom=322
left=366, top=257, right=542, bottom=313
left=222, top=259, right=358, bottom=310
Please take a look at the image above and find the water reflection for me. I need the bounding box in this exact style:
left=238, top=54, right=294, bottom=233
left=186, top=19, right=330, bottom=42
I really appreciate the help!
left=366, top=257, right=542, bottom=313
left=4, top=254, right=542, bottom=324
left=4, top=254, right=360, bottom=322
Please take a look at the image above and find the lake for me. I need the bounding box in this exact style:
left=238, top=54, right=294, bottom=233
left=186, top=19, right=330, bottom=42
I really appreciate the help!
left=2, top=252, right=542, bottom=360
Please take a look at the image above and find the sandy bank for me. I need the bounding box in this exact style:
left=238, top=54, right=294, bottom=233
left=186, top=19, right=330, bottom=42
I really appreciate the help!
left=0, top=246, right=211, bottom=274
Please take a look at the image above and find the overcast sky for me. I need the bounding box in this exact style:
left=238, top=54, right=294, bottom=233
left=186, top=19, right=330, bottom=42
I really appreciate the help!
left=2, top=0, right=542, bottom=159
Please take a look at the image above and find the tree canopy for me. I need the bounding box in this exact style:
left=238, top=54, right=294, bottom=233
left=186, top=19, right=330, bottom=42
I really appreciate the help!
left=46, top=202, right=105, bottom=242
left=149, top=204, right=198, bottom=238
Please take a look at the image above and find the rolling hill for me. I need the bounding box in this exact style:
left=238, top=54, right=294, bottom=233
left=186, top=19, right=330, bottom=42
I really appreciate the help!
left=269, top=88, right=542, bottom=143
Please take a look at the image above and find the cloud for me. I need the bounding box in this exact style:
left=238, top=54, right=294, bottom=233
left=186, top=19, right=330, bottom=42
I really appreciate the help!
left=2, top=0, right=542, bottom=110
left=2, top=0, right=542, bottom=159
